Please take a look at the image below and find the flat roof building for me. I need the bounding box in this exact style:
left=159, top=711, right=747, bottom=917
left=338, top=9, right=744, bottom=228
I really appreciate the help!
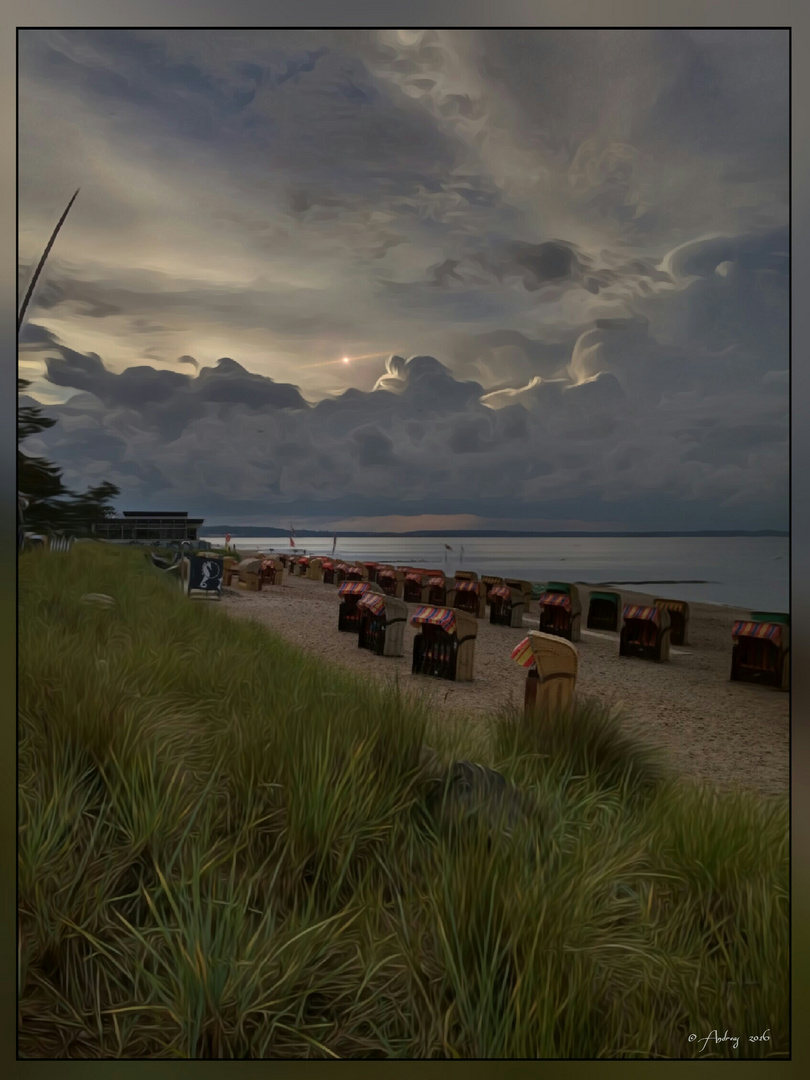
left=94, top=510, right=204, bottom=543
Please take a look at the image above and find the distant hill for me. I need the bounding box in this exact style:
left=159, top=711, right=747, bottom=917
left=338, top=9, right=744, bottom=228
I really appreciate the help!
left=200, top=526, right=788, bottom=539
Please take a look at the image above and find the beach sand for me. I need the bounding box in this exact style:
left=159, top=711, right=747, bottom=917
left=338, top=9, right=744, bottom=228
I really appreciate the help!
left=218, top=575, right=788, bottom=798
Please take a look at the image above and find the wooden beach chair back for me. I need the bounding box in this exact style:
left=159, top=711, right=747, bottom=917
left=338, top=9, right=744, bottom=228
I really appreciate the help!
left=587, top=590, right=622, bottom=632
left=305, top=557, right=324, bottom=580
left=731, top=614, right=789, bottom=690
left=504, top=577, right=533, bottom=614
left=654, top=598, right=690, bottom=646
left=236, top=557, right=263, bottom=591
left=511, top=631, right=578, bottom=720
left=454, top=569, right=478, bottom=583
left=375, top=565, right=404, bottom=599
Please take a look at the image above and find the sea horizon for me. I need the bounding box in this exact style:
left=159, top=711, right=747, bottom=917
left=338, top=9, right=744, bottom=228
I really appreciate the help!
left=206, top=534, right=789, bottom=614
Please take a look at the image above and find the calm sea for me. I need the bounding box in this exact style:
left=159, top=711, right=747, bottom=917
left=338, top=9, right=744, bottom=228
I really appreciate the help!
left=206, top=535, right=788, bottom=612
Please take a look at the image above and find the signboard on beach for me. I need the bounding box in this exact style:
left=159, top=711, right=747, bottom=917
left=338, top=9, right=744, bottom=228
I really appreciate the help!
left=187, top=555, right=224, bottom=598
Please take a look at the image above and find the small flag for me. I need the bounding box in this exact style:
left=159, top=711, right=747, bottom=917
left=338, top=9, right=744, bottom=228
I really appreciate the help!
left=289, top=536, right=295, bottom=548
left=332, top=534, right=337, bottom=554
left=444, top=544, right=453, bottom=551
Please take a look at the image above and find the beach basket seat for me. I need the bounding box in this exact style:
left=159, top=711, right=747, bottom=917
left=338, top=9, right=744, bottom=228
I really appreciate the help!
left=338, top=580, right=383, bottom=633
left=357, top=593, right=409, bottom=657
left=481, top=575, right=506, bottom=602
left=306, top=557, right=325, bottom=581
left=730, top=615, right=789, bottom=690
left=427, top=574, right=447, bottom=606
left=362, top=562, right=380, bottom=583
left=537, top=585, right=582, bottom=642
left=294, top=557, right=310, bottom=577
left=236, top=557, right=263, bottom=591
left=223, top=556, right=239, bottom=586
left=511, top=631, right=578, bottom=720
left=403, top=571, right=429, bottom=604
left=504, top=578, right=534, bottom=614
left=321, top=559, right=337, bottom=584
left=620, top=605, right=671, bottom=662
left=448, top=578, right=487, bottom=618
left=344, top=564, right=369, bottom=582
left=376, top=566, right=404, bottom=598
left=260, top=556, right=285, bottom=587
left=587, top=590, right=621, bottom=632
left=410, top=605, right=478, bottom=682
left=453, top=569, right=478, bottom=584
left=654, top=598, right=690, bottom=646
left=489, top=585, right=525, bottom=628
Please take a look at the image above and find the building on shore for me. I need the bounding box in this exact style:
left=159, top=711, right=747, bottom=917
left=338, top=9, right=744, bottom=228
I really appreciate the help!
left=94, top=510, right=205, bottom=543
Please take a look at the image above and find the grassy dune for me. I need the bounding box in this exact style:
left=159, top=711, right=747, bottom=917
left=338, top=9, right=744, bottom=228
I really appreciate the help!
left=18, top=544, right=788, bottom=1058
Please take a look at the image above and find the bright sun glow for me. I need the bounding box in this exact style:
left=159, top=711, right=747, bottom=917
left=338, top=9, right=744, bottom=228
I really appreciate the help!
left=342, top=357, right=350, bottom=363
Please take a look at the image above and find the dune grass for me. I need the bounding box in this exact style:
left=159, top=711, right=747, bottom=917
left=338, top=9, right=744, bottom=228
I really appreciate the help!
left=18, top=544, right=788, bottom=1058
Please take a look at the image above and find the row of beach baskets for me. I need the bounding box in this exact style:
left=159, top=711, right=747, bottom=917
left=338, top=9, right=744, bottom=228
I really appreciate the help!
left=200, top=554, right=789, bottom=693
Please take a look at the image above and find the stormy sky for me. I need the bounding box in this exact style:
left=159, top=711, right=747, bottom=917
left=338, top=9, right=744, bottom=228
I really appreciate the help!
left=17, top=28, right=789, bottom=531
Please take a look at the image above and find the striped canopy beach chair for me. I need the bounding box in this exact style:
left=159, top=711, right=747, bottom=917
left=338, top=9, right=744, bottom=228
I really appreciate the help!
left=620, top=604, right=671, bottom=663
left=537, top=583, right=582, bottom=642
left=447, top=577, right=487, bottom=618
left=410, top=605, right=478, bottom=681
left=489, top=584, right=525, bottom=628
left=730, top=614, right=789, bottom=690
left=337, top=580, right=383, bottom=633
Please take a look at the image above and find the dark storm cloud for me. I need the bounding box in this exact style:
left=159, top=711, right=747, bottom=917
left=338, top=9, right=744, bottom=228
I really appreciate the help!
left=17, top=28, right=788, bottom=529
left=22, top=334, right=787, bottom=530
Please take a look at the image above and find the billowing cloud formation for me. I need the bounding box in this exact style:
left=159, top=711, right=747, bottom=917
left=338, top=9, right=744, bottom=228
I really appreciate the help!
left=17, top=29, right=788, bottom=528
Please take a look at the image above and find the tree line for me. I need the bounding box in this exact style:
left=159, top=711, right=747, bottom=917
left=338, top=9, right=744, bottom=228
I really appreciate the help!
left=18, top=377, right=119, bottom=537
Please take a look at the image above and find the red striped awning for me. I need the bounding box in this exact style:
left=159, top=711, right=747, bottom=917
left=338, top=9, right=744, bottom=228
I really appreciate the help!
left=358, top=592, right=386, bottom=617
left=623, top=605, right=660, bottom=623
left=511, top=637, right=535, bottom=668
left=428, top=576, right=445, bottom=587
left=482, top=576, right=504, bottom=585
left=411, top=605, right=457, bottom=632
left=335, top=562, right=349, bottom=571
left=338, top=581, right=370, bottom=596
left=455, top=579, right=478, bottom=592
left=539, top=592, right=571, bottom=610
left=655, top=599, right=685, bottom=612
left=733, top=620, right=782, bottom=645
left=321, top=560, right=334, bottom=570
left=490, top=585, right=513, bottom=601
left=377, top=568, right=396, bottom=579
left=405, top=573, right=423, bottom=585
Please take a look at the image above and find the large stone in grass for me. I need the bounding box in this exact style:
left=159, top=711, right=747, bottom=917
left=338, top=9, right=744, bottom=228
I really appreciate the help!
left=418, top=747, right=532, bottom=836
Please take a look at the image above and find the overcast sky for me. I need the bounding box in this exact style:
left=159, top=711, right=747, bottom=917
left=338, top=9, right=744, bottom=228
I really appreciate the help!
left=18, top=28, right=788, bottom=531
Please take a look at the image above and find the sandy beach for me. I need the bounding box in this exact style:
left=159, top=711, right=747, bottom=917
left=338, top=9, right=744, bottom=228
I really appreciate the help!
left=218, top=573, right=788, bottom=798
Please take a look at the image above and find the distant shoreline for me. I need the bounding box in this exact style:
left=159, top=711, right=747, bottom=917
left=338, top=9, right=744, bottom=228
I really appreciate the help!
left=201, top=529, right=788, bottom=539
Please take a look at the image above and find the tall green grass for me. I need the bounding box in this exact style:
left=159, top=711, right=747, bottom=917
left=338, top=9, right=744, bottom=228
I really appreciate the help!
left=18, top=544, right=788, bottom=1058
